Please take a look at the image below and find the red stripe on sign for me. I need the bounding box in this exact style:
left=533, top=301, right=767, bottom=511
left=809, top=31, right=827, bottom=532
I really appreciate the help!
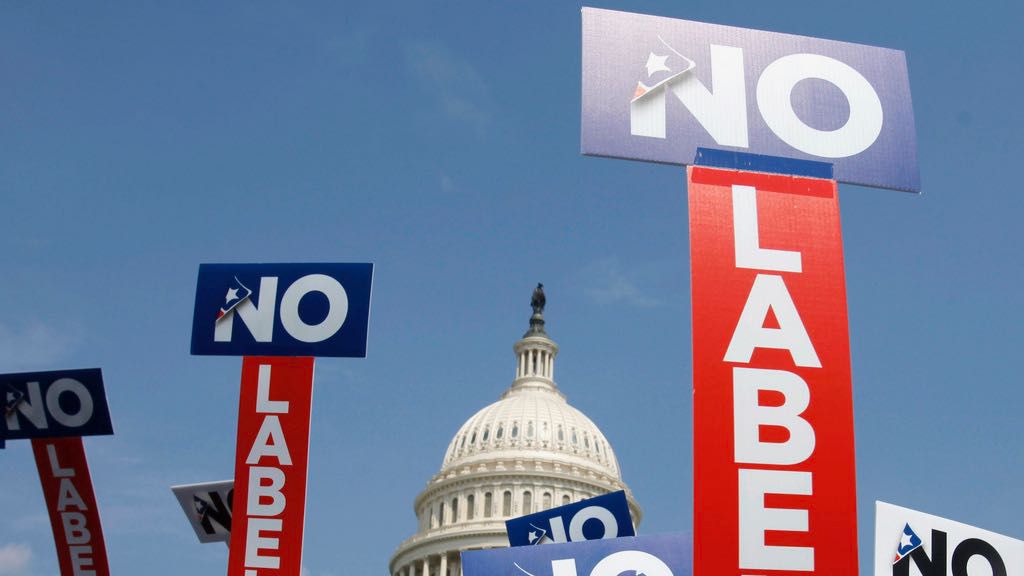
left=228, top=356, right=315, bottom=576
left=688, top=166, right=858, bottom=576
left=690, top=166, right=836, bottom=198
left=31, top=437, right=110, bottom=576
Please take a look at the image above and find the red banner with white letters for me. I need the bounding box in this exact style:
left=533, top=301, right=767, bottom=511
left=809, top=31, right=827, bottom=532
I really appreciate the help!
left=689, top=165, right=858, bottom=576
left=227, top=356, right=314, bottom=576
left=31, top=437, right=110, bottom=576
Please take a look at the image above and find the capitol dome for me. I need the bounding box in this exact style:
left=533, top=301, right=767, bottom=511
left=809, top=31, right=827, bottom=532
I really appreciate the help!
left=389, top=287, right=641, bottom=576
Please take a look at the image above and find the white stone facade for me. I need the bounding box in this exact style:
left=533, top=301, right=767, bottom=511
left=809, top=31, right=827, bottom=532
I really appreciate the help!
left=388, top=311, right=641, bottom=576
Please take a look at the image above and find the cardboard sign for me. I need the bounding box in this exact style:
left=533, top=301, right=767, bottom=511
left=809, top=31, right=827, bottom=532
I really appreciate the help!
left=463, top=532, right=691, bottom=576
left=875, top=502, right=1022, bottom=576
left=227, top=356, right=314, bottom=576
left=191, top=263, right=373, bottom=358
left=31, top=437, right=110, bottom=576
left=689, top=159, right=858, bottom=576
left=506, top=491, right=635, bottom=547
left=2, top=369, right=113, bottom=441
left=581, top=7, right=919, bottom=192
left=171, top=480, right=234, bottom=544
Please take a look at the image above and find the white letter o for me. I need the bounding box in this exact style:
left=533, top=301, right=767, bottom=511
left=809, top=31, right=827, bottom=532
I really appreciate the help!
left=757, top=53, right=883, bottom=158
left=279, top=274, right=348, bottom=343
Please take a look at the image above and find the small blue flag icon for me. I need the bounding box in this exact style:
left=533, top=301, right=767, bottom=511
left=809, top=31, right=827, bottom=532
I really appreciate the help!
left=894, top=523, right=923, bottom=563
left=217, top=276, right=252, bottom=320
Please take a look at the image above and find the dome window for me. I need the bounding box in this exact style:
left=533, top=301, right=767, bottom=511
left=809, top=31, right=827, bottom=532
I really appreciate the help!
left=511, top=422, right=519, bottom=438
left=543, top=492, right=552, bottom=510
left=527, top=421, right=534, bottom=438
left=451, top=498, right=459, bottom=523
left=496, top=424, right=504, bottom=439
left=502, top=491, right=512, bottom=517
left=484, top=492, right=493, bottom=518
left=541, top=422, right=549, bottom=439
left=557, top=425, right=564, bottom=442
left=584, top=434, right=591, bottom=449
left=571, top=428, right=578, bottom=445
left=482, top=426, right=490, bottom=443
left=470, top=431, right=477, bottom=445
left=522, top=491, right=532, bottom=515
left=467, top=494, right=475, bottom=520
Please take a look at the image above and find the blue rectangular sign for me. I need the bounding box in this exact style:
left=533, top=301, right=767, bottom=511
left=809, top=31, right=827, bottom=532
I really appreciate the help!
left=190, top=263, right=373, bottom=358
left=1, top=369, right=113, bottom=441
left=463, top=532, right=691, bottom=576
left=506, top=490, right=635, bottom=547
left=582, top=8, right=920, bottom=192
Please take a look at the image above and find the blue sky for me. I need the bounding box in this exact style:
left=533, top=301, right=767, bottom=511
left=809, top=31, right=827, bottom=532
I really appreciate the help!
left=0, top=1, right=1021, bottom=575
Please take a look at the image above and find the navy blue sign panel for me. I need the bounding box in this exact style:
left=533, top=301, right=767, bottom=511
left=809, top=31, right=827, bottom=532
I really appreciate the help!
left=463, top=533, right=691, bottom=576
left=582, top=8, right=920, bottom=192
left=506, top=490, right=635, bottom=547
left=190, top=263, right=373, bottom=357
left=1, top=369, right=113, bottom=441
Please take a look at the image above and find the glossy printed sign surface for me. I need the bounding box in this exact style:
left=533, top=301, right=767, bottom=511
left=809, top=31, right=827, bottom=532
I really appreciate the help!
left=32, top=437, right=110, bottom=576
left=875, top=502, right=1022, bottom=576
left=582, top=8, right=919, bottom=192
left=227, top=356, right=314, bottom=576
left=689, top=164, right=858, bottom=576
left=172, top=480, right=234, bottom=544
left=191, top=263, right=373, bottom=357
left=506, top=490, right=634, bottom=547
left=463, top=533, right=691, bottom=576
left=2, top=369, right=113, bottom=441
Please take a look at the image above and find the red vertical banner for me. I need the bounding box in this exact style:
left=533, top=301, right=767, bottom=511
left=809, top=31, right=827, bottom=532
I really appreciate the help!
left=227, top=356, right=315, bottom=576
left=31, top=437, right=110, bottom=576
left=689, top=165, right=858, bottom=576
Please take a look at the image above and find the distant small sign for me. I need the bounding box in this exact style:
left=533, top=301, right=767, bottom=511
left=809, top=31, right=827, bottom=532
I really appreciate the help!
left=1, top=369, right=113, bottom=441
left=171, top=480, right=234, bottom=544
left=506, top=491, right=635, bottom=547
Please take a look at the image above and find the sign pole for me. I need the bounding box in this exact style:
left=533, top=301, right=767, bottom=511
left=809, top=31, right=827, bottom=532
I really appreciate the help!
left=31, top=437, right=111, bottom=576
left=689, top=153, right=858, bottom=576
left=226, top=356, right=315, bottom=576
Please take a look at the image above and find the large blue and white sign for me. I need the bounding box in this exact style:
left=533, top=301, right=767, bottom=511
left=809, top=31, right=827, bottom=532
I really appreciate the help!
left=190, top=263, right=373, bottom=357
left=463, top=533, right=691, bottom=576
left=506, top=490, right=635, bottom=547
left=1, top=369, right=113, bottom=440
left=582, top=8, right=920, bottom=192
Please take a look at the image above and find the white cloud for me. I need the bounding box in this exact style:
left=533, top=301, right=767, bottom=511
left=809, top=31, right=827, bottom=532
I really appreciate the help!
left=0, top=321, right=78, bottom=371
left=582, top=258, right=662, bottom=308
left=0, top=543, right=31, bottom=576
left=406, top=42, right=494, bottom=134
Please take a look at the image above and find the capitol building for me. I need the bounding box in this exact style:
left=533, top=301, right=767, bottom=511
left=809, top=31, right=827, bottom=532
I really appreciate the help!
left=389, top=289, right=642, bottom=576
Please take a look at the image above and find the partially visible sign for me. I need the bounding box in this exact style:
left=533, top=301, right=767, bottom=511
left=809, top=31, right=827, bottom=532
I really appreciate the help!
left=172, top=480, right=234, bottom=544
left=191, top=263, right=373, bottom=358
left=875, top=502, right=1022, bottom=576
left=506, top=491, right=635, bottom=547
left=581, top=7, right=919, bottom=192
left=32, top=437, right=110, bottom=576
left=463, top=533, right=691, bottom=576
left=227, top=356, right=314, bottom=576
left=2, top=369, right=113, bottom=441
left=689, top=160, right=858, bottom=576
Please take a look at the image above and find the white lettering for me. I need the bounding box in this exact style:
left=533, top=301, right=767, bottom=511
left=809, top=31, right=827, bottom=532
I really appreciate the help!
left=57, top=478, right=88, bottom=512
left=255, top=365, right=288, bottom=414
left=61, top=511, right=91, bottom=545
left=738, top=468, right=813, bottom=571
left=47, top=444, right=75, bottom=478
left=568, top=506, right=618, bottom=541
left=757, top=53, right=883, bottom=158
left=244, top=517, right=282, bottom=569
left=592, top=551, right=674, bottom=576
left=279, top=274, right=349, bottom=343
left=245, top=416, right=292, bottom=466
left=551, top=558, right=578, bottom=576
left=632, top=44, right=748, bottom=148
left=5, top=381, right=46, bottom=431
left=69, top=545, right=96, bottom=576
left=46, top=379, right=94, bottom=428
left=215, top=277, right=278, bottom=343
left=732, top=185, right=801, bottom=273
left=724, top=274, right=821, bottom=368
left=733, top=367, right=815, bottom=465
left=248, top=466, right=286, bottom=517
